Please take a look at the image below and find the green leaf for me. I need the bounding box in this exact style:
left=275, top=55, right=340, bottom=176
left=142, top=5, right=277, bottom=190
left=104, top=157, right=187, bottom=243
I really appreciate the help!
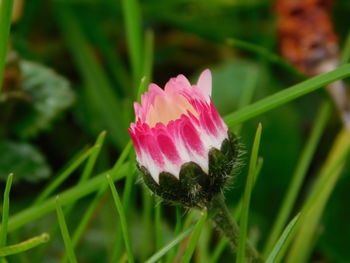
left=0, top=141, right=50, bottom=183
left=15, top=60, right=75, bottom=138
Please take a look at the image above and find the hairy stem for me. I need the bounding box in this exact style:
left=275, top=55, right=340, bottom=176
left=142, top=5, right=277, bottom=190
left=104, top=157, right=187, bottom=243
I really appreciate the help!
left=208, top=193, right=260, bottom=262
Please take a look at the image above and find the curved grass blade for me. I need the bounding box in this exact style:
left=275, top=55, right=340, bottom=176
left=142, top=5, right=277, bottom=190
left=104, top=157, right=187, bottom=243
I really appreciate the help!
left=0, top=233, right=49, bottom=257
left=146, top=226, right=194, bottom=263
left=0, top=173, right=13, bottom=249
left=107, top=174, right=134, bottom=263
left=180, top=209, right=207, bottom=263
left=35, top=146, right=98, bottom=205
left=236, top=123, right=262, bottom=263
left=265, top=214, right=300, bottom=263
left=224, top=63, right=350, bottom=127
left=55, top=196, right=77, bottom=263
left=7, top=163, right=130, bottom=233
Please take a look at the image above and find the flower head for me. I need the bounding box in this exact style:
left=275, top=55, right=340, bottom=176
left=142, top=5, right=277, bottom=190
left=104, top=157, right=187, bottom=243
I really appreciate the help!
left=129, top=69, right=238, bottom=207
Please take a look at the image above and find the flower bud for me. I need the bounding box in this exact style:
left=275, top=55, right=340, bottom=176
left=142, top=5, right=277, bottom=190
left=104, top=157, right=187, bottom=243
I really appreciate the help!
left=129, top=70, right=239, bottom=207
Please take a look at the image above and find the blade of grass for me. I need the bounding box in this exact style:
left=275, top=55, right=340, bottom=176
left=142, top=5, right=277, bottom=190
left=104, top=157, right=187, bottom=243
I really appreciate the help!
left=165, top=206, right=183, bottom=263
left=107, top=174, right=134, bottom=263
left=55, top=196, right=77, bottom=263
left=265, top=214, right=300, bottom=263
left=138, top=185, right=153, bottom=262
left=263, top=101, right=331, bottom=256
left=61, top=142, right=133, bottom=263
left=286, top=129, right=350, bottom=263
left=7, top=162, right=130, bottom=233
left=60, top=181, right=108, bottom=263
left=120, top=0, right=143, bottom=88
left=0, top=233, right=49, bottom=257
left=0, top=174, right=13, bottom=249
left=180, top=209, right=207, bottom=263
left=140, top=29, right=154, bottom=88
left=80, top=131, right=106, bottom=183
left=33, top=131, right=107, bottom=262
left=223, top=63, right=350, bottom=127
left=146, top=226, right=195, bottom=263
left=341, top=30, right=350, bottom=65
left=34, top=145, right=98, bottom=205
left=155, top=199, right=163, bottom=252
left=0, top=0, right=14, bottom=93
left=236, top=123, right=262, bottom=263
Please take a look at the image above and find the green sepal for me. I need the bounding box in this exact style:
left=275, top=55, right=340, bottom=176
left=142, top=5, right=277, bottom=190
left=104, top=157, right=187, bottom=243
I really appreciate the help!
left=139, top=130, right=240, bottom=208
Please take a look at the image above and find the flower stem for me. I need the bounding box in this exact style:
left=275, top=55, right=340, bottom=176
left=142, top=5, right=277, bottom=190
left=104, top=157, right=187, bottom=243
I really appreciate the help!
left=208, top=193, right=261, bottom=262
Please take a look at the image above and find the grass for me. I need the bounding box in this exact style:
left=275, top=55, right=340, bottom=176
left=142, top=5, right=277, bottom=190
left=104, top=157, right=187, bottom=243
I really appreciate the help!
left=236, top=123, right=262, bottom=263
left=0, top=0, right=14, bottom=93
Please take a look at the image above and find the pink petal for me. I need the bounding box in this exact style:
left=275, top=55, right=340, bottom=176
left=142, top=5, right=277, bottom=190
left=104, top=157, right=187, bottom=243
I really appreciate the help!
left=197, top=69, right=212, bottom=98
left=157, top=133, right=181, bottom=165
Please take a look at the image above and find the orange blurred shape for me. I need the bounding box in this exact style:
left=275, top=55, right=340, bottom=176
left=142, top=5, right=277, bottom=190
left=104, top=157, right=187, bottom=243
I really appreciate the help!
left=276, top=0, right=338, bottom=75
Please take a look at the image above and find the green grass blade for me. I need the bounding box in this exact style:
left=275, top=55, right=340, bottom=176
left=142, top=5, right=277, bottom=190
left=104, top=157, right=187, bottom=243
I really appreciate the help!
left=34, top=146, right=98, bottom=205
left=236, top=123, right=262, bottom=263
left=180, top=209, right=207, bottom=263
left=80, top=131, right=106, bottom=183
left=341, top=30, right=350, bottom=65
left=155, top=201, right=163, bottom=252
left=107, top=174, right=134, bottom=263
left=61, top=142, right=133, bottom=263
left=139, top=185, right=153, bottom=261
left=265, top=214, right=300, bottom=263
left=0, top=0, right=14, bottom=93
left=55, top=196, right=77, bottom=263
left=7, top=163, right=130, bottom=233
left=120, top=0, right=143, bottom=88
left=286, top=129, right=350, bottom=263
left=0, top=233, right=49, bottom=257
left=223, top=64, right=350, bottom=127
left=165, top=206, right=183, bottom=263
left=263, top=101, right=331, bottom=256
left=146, top=226, right=195, bottom=263
left=0, top=174, right=13, bottom=248
left=60, top=181, right=108, bottom=263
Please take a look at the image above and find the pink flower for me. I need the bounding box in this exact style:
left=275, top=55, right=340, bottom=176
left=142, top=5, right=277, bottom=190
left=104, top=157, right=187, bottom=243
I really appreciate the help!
left=129, top=69, right=229, bottom=184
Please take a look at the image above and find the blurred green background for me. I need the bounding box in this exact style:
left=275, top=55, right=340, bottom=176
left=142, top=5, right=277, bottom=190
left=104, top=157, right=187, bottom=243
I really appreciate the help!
left=1, top=0, right=350, bottom=262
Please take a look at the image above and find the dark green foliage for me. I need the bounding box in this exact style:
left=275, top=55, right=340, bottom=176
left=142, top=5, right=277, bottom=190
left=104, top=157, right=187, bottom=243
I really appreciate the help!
left=0, top=141, right=50, bottom=183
